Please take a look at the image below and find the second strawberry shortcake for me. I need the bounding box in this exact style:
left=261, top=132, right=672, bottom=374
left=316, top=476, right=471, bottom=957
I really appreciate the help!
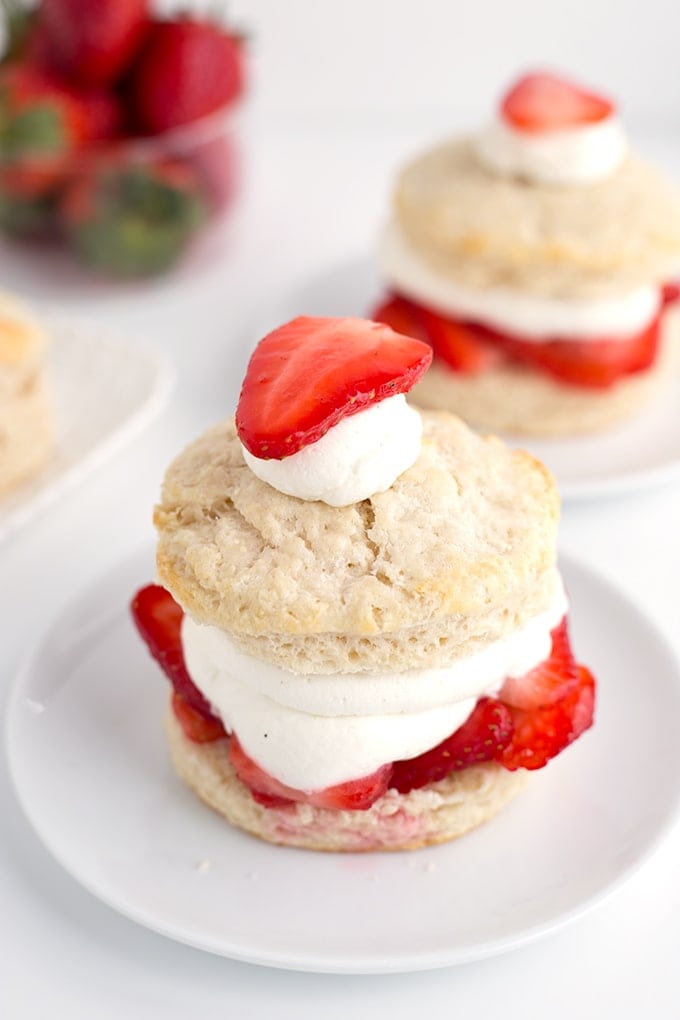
left=132, top=316, right=595, bottom=851
left=374, top=71, right=680, bottom=434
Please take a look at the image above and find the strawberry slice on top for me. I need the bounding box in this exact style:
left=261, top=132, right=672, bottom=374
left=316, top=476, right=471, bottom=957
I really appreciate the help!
left=235, top=316, right=432, bottom=460
left=501, top=71, right=615, bottom=133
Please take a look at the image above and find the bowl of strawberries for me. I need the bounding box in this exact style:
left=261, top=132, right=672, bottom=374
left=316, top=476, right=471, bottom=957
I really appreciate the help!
left=0, top=0, right=247, bottom=277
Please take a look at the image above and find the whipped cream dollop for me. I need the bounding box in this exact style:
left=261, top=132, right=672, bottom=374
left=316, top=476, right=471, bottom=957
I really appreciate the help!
left=241, top=393, right=422, bottom=507
left=181, top=577, right=568, bottom=790
left=379, top=222, right=660, bottom=341
left=475, top=115, right=628, bottom=185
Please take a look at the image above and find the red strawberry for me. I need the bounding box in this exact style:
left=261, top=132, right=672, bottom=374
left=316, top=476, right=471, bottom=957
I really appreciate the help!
left=171, top=691, right=227, bottom=743
left=77, top=90, right=123, bottom=141
left=235, top=316, right=432, bottom=460
left=661, top=282, right=680, bottom=306
left=382, top=294, right=662, bottom=389
left=501, top=72, right=614, bottom=133
left=498, top=315, right=661, bottom=388
left=499, top=665, right=595, bottom=771
left=389, top=699, right=514, bottom=794
left=128, top=16, right=245, bottom=134
left=35, top=0, right=150, bottom=88
left=373, top=295, right=504, bottom=374
left=229, top=735, right=393, bottom=811
left=371, top=294, right=428, bottom=342
left=130, top=584, right=218, bottom=723
left=500, top=617, right=578, bottom=710
left=0, top=64, right=90, bottom=198
left=416, top=307, right=507, bottom=374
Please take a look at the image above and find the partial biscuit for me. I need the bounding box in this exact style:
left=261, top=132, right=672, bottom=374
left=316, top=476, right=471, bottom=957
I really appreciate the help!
left=395, top=138, right=680, bottom=297
left=0, top=293, right=49, bottom=401
left=154, top=411, right=559, bottom=640
left=166, top=710, right=528, bottom=852
left=0, top=370, right=53, bottom=496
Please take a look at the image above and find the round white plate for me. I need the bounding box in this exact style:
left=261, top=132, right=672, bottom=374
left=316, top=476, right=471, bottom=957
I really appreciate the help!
left=256, top=257, right=680, bottom=500
left=6, top=549, right=680, bottom=974
left=0, top=311, right=174, bottom=542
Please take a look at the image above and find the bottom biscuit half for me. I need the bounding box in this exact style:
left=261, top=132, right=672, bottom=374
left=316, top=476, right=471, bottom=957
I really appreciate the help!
left=165, top=711, right=529, bottom=853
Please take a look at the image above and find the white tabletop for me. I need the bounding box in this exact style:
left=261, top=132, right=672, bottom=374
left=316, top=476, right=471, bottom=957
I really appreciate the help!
left=1, top=115, right=680, bottom=1019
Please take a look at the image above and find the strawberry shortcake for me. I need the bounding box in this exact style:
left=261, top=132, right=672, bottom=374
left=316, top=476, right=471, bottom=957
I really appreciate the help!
left=131, top=316, right=595, bottom=851
left=0, top=293, right=53, bottom=496
left=374, top=71, right=680, bottom=434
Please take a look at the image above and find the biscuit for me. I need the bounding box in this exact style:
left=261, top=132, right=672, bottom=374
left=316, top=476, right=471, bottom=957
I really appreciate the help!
left=166, top=709, right=529, bottom=852
left=0, top=292, right=49, bottom=400
left=0, top=295, right=53, bottom=496
left=0, top=371, right=53, bottom=496
left=155, top=411, right=559, bottom=644
left=394, top=138, right=680, bottom=297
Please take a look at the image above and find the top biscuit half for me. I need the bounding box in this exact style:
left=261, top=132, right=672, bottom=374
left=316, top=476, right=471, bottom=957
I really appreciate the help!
left=394, top=137, right=680, bottom=298
left=392, top=70, right=680, bottom=298
left=154, top=411, right=559, bottom=641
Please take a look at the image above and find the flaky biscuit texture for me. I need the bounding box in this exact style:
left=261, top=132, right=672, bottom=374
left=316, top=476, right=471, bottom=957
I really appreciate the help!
left=395, top=138, right=680, bottom=297
left=166, top=711, right=528, bottom=852
left=155, top=411, right=559, bottom=642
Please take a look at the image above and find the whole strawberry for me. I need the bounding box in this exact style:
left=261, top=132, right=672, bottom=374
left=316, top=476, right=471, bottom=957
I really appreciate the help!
left=129, top=15, right=245, bottom=133
left=60, top=158, right=207, bottom=276
left=0, top=69, right=122, bottom=242
left=35, top=0, right=150, bottom=88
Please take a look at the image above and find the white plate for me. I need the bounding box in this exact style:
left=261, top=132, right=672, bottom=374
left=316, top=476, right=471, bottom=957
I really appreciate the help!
left=0, top=312, right=174, bottom=542
left=6, top=549, right=680, bottom=974
left=257, top=257, right=680, bottom=500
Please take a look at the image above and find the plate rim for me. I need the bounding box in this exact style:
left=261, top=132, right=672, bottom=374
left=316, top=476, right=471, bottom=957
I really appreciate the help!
left=5, top=546, right=680, bottom=974
left=0, top=312, right=175, bottom=542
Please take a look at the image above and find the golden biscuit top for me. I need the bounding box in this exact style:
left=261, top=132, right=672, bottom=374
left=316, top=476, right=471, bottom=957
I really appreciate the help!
left=154, top=411, right=559, bottom=638
left=394, top=137, right=680, bottom=296
left=0, top=294, right=46, bottom=366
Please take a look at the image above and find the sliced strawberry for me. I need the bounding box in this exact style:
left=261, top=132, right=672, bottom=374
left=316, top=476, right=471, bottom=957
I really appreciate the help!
left=311, top=767, right=393, bottom=810
left=389, top=699, right=514, bottom=794
left=500, top=617, right=578, bottom=710
left=417, top=307, right=507, bottom=374
left=372, top=294, right=505, bottom=374
left=661, top=282, right=680, bottom=306
left=380, top=292, right=661, bottom=389
left=235, top=316, right=432, bottom=460
left=171, top=691, right=227, bottom=743
left=497, top=315, right=661, bottom=388
left=499, top=665, right=595, bottom=770
left=130, top=584, right=217, bottom=721
left=371, top=294, right=428, bottom=342
left=501, top=72, right=614, bottom=133
left=229, top=734, right=393, bottom=811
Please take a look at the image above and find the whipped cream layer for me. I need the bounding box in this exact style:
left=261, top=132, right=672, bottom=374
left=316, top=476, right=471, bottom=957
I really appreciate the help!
left=241, top=393, right=422, bottom=507
left=475, top=115, right=628, bottom=185
left=181, top=577, right=568, bottom=790
left=379, top=222, right=660, bottom=341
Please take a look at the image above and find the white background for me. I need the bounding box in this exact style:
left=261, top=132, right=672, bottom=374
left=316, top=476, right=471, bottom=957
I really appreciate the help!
left=2, top=2, right=680, bottom=1018
left=232, top=0, right=680, bottom=127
